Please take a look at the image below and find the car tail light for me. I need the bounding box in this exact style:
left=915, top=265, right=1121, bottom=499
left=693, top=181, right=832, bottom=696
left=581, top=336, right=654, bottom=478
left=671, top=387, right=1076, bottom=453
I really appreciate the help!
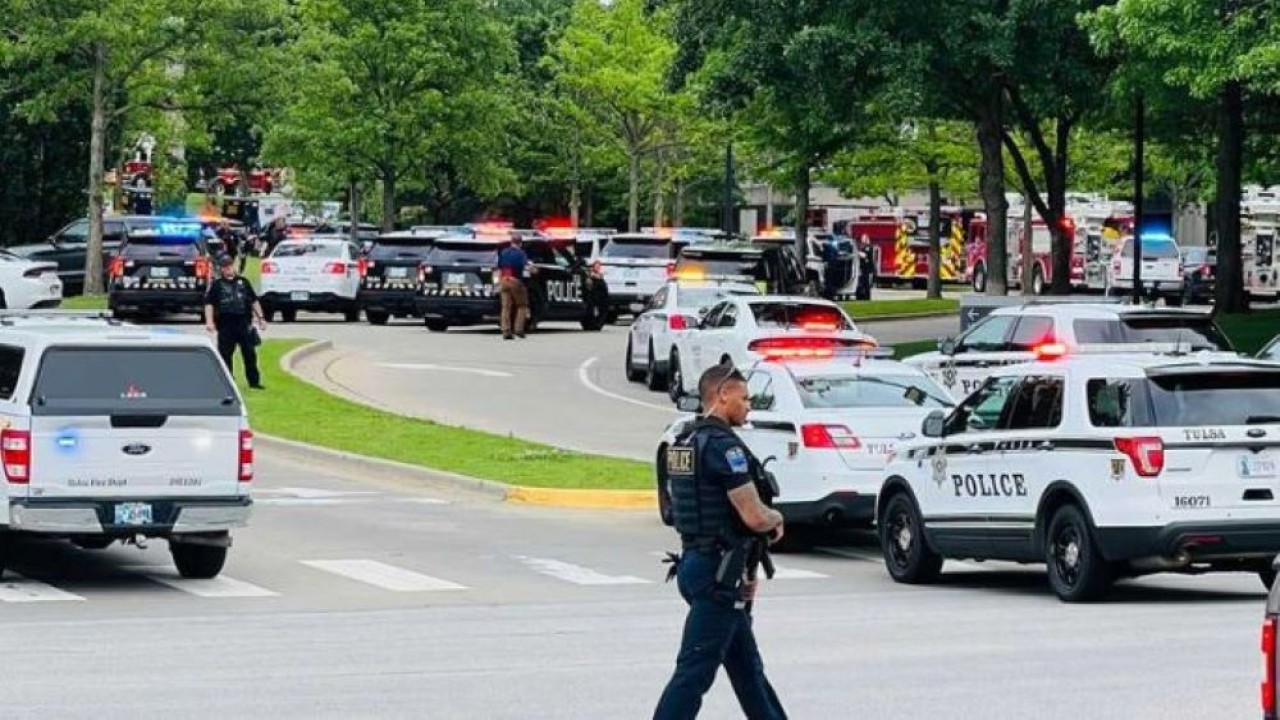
left=748, top=336, right=873, bottom=360
left=194, top=257, right=210, bottom=279
left=801, top=424, right=860, bottom=450
left=1114, top=436, right=1164, bottom=477
left=669, top=315, right=689, bottom=330
left=1265, top=616, right=1277, bottom=717
left=2, top=429, right=31, bottom=484
left=357, top=259, right=372, bottom=277
left=22, top=267, right=49, bottom=278
left=666, top=260, right=676, bottom=277
left=261, top=261, right=278, bottom=275
left=109, top=257, right=125, bottom=278
left=239, top=429, right=254, bottom=483
left=324, top=262, right=347, bottom=274
left=1033, top=342, right=1069, bottom=360
left=419, top=264, right=433, bottom=283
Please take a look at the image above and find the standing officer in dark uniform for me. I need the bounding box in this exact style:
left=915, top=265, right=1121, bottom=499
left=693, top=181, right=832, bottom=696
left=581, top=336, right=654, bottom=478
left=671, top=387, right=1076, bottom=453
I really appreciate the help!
left=204, top=254, right=267, bottom=390
left=654, top=363, right=787, bottom=720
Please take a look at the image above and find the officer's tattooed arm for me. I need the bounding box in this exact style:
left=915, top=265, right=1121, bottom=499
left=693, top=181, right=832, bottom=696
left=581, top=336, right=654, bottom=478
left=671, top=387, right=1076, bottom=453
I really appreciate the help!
left=727, top=484, right=784, bottom=536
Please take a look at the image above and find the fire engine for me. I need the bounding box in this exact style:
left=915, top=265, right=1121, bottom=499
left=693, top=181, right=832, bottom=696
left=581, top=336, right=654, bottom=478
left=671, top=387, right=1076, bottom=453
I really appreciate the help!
left=1243, top=186, right=1280, bottom=300
left=217, top=165, right=276, bottom=195
left=841, top=212, right=965, bottom=287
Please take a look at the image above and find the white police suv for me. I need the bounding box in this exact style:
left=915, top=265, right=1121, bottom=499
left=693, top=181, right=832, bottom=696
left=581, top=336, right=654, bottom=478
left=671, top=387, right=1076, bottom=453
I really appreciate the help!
left=877, top=344, right=1280, bottom=602
left=655, top=349, right=952, bottom=532
left=625, top=279, right=759, bottom=391
left=0, top=312, right=252, bottom=579
left=904, top=303, right=1233, bottom=400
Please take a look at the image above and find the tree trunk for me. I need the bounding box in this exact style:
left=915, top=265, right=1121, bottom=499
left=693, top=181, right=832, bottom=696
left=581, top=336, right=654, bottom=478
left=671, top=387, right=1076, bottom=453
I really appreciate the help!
left=794, top=164, right=810, bottom=262
left=976, top=100, right=1009, bottom=296
left=85, top=43, right=108, bottom=296
left=653, top=166, right=665, bottom=228
left=380, top=167, right=397, bottom=232
left=1021, top=197, right=1034, bottom=295
left=627, top=151, right=640, bottom=232
left=927, top=173, right=943, bottom=300
left=674, top=178, right=685, bottom=227
left=348, top=178, right=360, bottom=243
left=569, top=181, right=581, bottom=228
left=1215, top=80, right=1246, bottom=313
left=1048, top=119, right=1072, bottom=295
left=584, top=189, right=594, bottom=227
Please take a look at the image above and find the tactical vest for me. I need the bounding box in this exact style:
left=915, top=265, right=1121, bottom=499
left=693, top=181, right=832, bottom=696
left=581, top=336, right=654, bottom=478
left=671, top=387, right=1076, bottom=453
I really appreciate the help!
left=667, top=419, right=741, bottom=550
left=215, top=278, right=249, bottom=317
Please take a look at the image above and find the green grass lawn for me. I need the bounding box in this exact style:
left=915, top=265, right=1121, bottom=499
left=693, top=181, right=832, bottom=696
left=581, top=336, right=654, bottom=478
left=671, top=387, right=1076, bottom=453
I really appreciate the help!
left=1218, top=309, right=1280, bottom=355
left=842, top=297, right=959, bottom=319
left=891, top=339, right=938, bottom=359
left=240, top=339, right=652, bottom=490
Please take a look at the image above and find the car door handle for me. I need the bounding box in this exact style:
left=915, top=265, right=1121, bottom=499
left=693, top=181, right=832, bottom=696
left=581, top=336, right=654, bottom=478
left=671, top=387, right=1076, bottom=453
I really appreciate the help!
left=966, top=443, right=985, bottom=455
left=1036, top=441, right=1054, bottom=451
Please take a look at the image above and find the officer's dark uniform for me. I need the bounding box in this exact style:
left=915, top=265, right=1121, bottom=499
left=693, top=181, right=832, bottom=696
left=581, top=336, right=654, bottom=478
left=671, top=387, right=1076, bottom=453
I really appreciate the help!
left=654, top=416, right=787, bottom=720
left=204, top=267, right=262, bottom=388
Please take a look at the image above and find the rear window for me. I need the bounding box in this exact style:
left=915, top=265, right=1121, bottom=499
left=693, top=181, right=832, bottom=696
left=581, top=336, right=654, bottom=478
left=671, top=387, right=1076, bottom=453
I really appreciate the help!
left=677, top=254, right=763, bottom=279
left=369, top=238, right=434, bottom=261
left=676, top=287, right=756, bottom=309
left=1088, top=372, right=1280, bottom=427
left=122, top=239, right=204, bottom=259
left=1121, top=238, right=1179, bottom=259
left=749, top=302, right=852, bottom=331
left=426, top=242, right=500, bottom=265
left=1073, top=317, right=1232, bottom=351
left=271, top=242, right=343, bottom=259
left=603, top=238, right=670, bottom=259
left=795, top=374, right=951, bottom=409
left=31, top=347, right=239, bottom=416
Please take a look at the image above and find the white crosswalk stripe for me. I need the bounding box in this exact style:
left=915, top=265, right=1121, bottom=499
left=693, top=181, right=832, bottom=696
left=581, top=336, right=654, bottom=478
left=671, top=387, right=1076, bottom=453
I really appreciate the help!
left=126, top=566, right=280, bottom=598
left=769, top=564, right=830, bottom=580
left=516, top=556, right=651, bottom=586
left=301, top=559, right=468, bottom=592
left=0, top=574, right=86, bottom=603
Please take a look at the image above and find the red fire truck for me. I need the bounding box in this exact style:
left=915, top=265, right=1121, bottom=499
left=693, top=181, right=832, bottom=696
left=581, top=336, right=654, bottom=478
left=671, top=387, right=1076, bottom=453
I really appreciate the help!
left=964, top=214, right=1091, bottom=294
left=217, top=165, right=276, bottom=195
left=840, top=212, right=966, bottom=287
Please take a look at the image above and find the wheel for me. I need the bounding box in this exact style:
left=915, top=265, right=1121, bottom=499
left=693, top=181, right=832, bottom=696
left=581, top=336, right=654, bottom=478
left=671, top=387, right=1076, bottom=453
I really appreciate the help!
left=424, top=318, right=449, bottom=332
left=667, top=349, right=684, bottom=403
left=366, top=310, right=390, bottom=326
left=72, top=536, right=115, bottom=550
left=280, top=308, right=297, bottom=323
left=262, top=307, right=276, bottom=322
left=581, top=303, right=606, bottom=331
left=879, top=492, right=942, bottom=584
left=0, top=531, right=11, bottom=579
left=1044, top=504, right=1112, bottom=602
left=1031, top=267, right=1045, bottom=296
left=605, top=310, right=620, bottom=325
left=1164, top=293, right=1183, bottom=307
left=645, top=342, right=665, bottom=391
left=0, top=290, right=8, bottom=309
left=343, top=306, right=361, bottom=322
left=170, top=541, right=228, bottom=579
left=972, top=265, right=987, bottom=293
left=625, top=338, right=645, bottom=382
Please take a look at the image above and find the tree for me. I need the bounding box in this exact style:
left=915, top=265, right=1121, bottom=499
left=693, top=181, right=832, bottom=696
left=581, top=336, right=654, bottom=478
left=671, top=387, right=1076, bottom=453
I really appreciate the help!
left=548, top=0, right=677, bottom=232
left=264, top=0, right=514, bottom=231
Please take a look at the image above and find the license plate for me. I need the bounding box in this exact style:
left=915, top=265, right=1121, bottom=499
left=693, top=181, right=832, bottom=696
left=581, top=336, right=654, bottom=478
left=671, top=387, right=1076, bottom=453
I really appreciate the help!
left=1239, top=453, right=1278, bottom=479
left=389, top=267, right=409, bottom=278
left=624, top=268, right=640, bottom=278
left=114, top=502, right=153, bottom=526
left=150, top=267, right=170, bottom=278
left=446, top=273, right=467, bottom=285
left=629, top=302, right=646, bottom=313
left=290, top=291, right=309, bottom=301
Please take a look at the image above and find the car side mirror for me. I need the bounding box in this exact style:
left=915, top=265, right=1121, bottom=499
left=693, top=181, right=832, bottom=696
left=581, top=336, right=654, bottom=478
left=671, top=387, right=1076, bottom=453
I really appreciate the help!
left=922, top=410, right=946, bottom=438
left=939, top=337, right=957, bottom=356
left=675, top=395, right=701, bottom=413
left=749, top=394, right=774, bottom=411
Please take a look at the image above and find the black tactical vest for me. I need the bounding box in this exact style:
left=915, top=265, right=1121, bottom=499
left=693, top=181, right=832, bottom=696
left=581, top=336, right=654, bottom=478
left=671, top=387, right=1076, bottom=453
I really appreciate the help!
left=668, top=419, right=742, bottom=549
left=214, top=277, right=249, bottom=318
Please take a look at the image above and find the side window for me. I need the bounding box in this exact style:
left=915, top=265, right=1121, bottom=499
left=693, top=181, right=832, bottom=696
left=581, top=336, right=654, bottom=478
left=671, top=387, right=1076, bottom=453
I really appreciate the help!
left=1008, top=316, right=1056, bottom=351
left=0, top=345, right=24, bottom=400
left=716, top=304, right=739, bottom=328
left=60, top=220, right=89, bottom=243
left=1087, top=378, right=1140, bottom=428
left=745, top=371, right=775, bottom=411
left=944, top=376, right=1020, bottom=435
left=649, top=286, right=669, bottom=310
left=957, top=315, right=1015, bottom=353
left=702, top=302, right=727, bottom=327
left=1003, top=375, right=1065, bottom=430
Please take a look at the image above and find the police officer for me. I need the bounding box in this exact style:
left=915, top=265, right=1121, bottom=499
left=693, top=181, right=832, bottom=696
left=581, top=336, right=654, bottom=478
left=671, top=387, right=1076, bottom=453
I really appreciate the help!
left=204, top=254, right=267, bottom=390
left=654, top=363, right=787, bottom=720
left=497, top=235, right=530, bottom=340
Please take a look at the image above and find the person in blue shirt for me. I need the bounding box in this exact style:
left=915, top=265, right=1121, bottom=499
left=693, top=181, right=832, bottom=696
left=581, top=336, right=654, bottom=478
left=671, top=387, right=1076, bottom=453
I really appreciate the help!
left=497, top=236, right=530, bottom=339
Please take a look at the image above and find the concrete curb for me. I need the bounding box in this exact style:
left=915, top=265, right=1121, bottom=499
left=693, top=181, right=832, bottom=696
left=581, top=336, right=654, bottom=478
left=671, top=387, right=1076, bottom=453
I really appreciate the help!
left=269, top=339, right=654, bottom=511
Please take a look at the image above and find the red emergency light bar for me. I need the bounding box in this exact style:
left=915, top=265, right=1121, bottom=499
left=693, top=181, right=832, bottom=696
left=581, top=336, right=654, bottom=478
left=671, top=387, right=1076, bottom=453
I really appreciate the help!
left=749, top=336, right=878, bottom=360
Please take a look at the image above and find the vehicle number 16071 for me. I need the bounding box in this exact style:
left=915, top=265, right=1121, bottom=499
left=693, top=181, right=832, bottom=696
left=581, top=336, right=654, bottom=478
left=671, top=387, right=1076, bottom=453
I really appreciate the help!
left=1173, top=495, right=1210, bottom=509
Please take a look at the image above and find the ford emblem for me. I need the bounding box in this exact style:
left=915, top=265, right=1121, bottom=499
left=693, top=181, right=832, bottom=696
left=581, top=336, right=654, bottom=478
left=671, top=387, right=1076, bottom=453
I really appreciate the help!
left=1248, top=428, right=1268, bottom=439
left=122, top=443, right=152, bottom=456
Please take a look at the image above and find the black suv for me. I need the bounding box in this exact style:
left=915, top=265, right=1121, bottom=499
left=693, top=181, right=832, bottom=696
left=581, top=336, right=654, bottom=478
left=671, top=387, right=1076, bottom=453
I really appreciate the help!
left=415, top=234, right=609, bottom=332
left=8, top=215, right=160, bottom=295
left=674, top=242, right=809, bottom=295
left=107, top=219, right=212, bottom=319
left=358, top=230, right=442, bottom=325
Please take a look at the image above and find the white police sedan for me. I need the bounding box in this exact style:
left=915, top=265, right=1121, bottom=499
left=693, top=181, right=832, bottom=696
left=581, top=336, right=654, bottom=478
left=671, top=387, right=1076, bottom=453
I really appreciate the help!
left=625, top=280, right=760, bottom=391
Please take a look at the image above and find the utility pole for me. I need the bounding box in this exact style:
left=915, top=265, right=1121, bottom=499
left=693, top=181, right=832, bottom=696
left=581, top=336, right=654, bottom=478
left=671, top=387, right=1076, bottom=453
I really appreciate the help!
left=722, top=142, right=735, bottom=234
left=1132, top=93, right=1145, bottom=304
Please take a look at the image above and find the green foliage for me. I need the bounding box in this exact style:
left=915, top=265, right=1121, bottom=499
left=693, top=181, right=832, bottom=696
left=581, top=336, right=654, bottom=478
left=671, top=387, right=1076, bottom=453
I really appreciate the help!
left=827, top=119, right=978, bottom=205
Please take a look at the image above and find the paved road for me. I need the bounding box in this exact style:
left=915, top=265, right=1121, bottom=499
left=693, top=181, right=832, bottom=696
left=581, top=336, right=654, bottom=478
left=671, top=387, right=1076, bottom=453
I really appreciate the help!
left=1, top=446, right=1265, bottom=719
left=273, top=314, right=956, bottom=461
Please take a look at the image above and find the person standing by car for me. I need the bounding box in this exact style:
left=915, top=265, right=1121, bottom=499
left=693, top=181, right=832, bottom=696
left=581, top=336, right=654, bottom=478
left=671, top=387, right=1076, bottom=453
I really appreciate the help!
left=497, top=235, right=530, bottom=340
left=204, top=254, right=267, bottom=390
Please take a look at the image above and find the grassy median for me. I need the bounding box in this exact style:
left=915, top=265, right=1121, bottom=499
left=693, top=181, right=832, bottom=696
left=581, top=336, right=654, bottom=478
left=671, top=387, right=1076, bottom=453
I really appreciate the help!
left=238, top=339, right=652, bottom=490
left=1218, top=309, right=1280, bottom=354
left=842, top=297, right=959, bottom=319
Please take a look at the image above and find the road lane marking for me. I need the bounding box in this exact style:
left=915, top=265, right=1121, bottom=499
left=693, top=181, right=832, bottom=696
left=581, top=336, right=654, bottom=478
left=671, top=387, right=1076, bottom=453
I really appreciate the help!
left=254, top=488, right=382, bottom=499
left=516, top=556, right=651, bottom=585
left=813, top=546, right=880, bottom=563
left=378, top=363, right=512, bottom=378
left=577, top=356, right=680, bottom=413
left=126, top=566, right=279, bottom=598
left=402, top=497, right=451, bottom=505
left=0, top=575, right=85, bottom=603
left=769, top=565, right=830, bottom=580
left=301, top=559, right=467, bottom=592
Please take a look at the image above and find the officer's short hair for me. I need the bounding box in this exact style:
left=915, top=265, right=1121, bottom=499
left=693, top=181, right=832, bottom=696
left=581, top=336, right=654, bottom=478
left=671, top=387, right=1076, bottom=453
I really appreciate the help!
left=216, top=253, right=234, bottom=267
left=698, top=362, right=745, bottom=403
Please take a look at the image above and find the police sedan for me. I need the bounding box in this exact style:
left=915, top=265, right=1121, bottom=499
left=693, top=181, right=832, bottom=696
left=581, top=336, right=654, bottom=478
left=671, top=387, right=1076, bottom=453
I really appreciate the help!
left=260, top=235, right=364, bottom=322
left=625, top=280, right=759, bottom=391
left=666, top=295, right=877, bottom=402
left=904, top=303, right=1234, bottom=400
left=878, top=343, right=1280, bottom=602
left=655, top=350, right=952, bottom=533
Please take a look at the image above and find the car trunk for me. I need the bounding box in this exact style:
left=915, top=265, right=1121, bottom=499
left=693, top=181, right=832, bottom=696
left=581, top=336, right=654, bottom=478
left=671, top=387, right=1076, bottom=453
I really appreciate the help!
left=363, top=244, right=431, bottom=287
left=800, top=407, right=931, bottom=471
left=422, top=242, right=501, bottom=293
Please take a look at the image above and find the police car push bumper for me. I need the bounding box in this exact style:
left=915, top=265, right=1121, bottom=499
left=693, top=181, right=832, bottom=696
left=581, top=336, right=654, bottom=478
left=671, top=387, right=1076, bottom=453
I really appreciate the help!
left=8, top=496, right=251, bottom=534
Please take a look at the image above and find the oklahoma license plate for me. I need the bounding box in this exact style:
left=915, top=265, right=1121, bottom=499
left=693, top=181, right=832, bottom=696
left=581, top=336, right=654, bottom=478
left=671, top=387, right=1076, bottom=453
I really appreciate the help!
left=1239, top=453, right=1278, bottom=479
left=150, top=267, right=170, bottom=278
left=290, top=291, right=309, bottom=301
left=114, top=502, right=153, bottom=526
left=389, top=267, right=409, bottom=278
left=445, top=273, right=467, bottom=285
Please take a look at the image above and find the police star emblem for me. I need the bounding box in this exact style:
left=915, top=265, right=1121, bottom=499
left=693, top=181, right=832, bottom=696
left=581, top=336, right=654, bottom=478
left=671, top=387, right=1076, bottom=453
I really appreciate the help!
left=941, top=364, right=958, bottom=389
left=930, top=453, right=947, bottom=488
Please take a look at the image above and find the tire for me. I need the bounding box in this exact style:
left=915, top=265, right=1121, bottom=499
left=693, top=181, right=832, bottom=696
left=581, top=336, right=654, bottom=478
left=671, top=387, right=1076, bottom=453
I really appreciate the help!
left=645, top=343, right=665, bottom=391
left=366, top=310, right=390, bottom=326
left=879, top=492, right=942, bottom=584
left=625, top=338, right=644, bottom=382
left=1031, top=267, right=1045, bottom=296
left=605, top=310, right=620, bottom=325
left=72, top=536, right=115, bottom=550
left=281, top=308, right=297, bottom=323
left=262, top=307, right=277, bottom=323
left=1044, top=504, right=1112, bottom=602
left=581, top=303, right=606, bottom=331
left=0, top=290, right=8, bottom=309
left=343, top=306, right=361, bottom=323
left=667, top=349, right=684, bottom=403
left=972, top=265, right=987, bottom=293
left=1164, top=294, right=1183, bottom=308
left=0, top=531, right=11, bottom=579
left=424, top=318, right=449, bottom=332
left=170, top=541, right=228, bottom=579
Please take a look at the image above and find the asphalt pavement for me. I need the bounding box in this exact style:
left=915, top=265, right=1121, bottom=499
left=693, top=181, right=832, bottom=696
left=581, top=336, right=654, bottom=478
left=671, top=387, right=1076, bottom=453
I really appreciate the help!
left=0, top=444, right=1266, bottom=719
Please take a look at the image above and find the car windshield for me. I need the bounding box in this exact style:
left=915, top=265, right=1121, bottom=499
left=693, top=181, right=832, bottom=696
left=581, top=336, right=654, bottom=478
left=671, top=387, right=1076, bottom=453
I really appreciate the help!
left=676, top=287, right=756, bottom=309
left=677, top=255, right=763, bottom=279
left=1146, top=371, right=1280, bottom=426
left=1121, top=238, right=1179, bottom=259
left=749, top=302, right=852, bottom=331
left=272, top=242, right=343, bottom=258
left=1073, top=316, right=1232, bottom=351
left=602, top=238, right=670, bottom=259
left=427, top=241, right=501, bottom=265
left=794, top=374, right=952, bottom=409
left=369, top=238, right=434, bottom=261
